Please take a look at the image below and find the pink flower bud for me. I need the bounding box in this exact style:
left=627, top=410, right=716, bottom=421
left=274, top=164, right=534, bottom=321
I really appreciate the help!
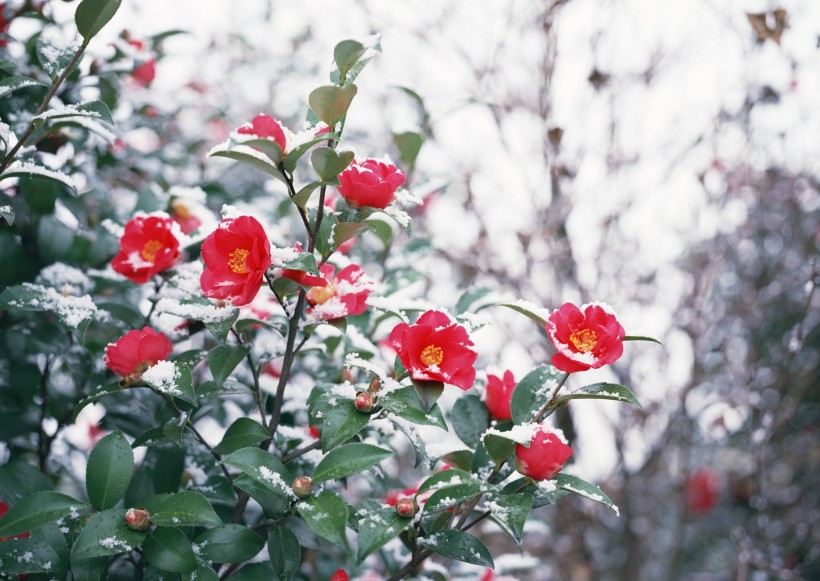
left=292, top=476, right=313, bottom=499
left=355, top=391, right=375, bottom=413
left=515, top=426, right=573, bottom=481
left=485, top=370, right=516, bottom=421
left=395, top=497, right=418, bottom=518
left=125, top=508, right=151, bottom=531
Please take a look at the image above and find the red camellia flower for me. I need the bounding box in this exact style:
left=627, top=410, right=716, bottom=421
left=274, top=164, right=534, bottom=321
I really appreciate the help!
left=515, top=425, right=573, bottom=480
left=276, top=242, right=328, bottom=288
left=236, top=113, right=289, bottom=155
left=330, top=570, right=349, bottom=581
left=104, top=327, right=173, bottom=382
left=337, top=158, right=406, bottom=209
left=305, top=263, right=374, bottom=322
left=170, top=199, right=202, bottom=235
left=684, top=469, right=722, bottom=514
left=132, top=58, right=156, bottom=87
left=485, top=369, right=516, bottom=421
left=388, top=310, right=477, bottom=391
left=111, top=213, right=180, bottom=284
left=200, top=215, right=271, bottom=306
left=546, top=302, right=626, bottom=373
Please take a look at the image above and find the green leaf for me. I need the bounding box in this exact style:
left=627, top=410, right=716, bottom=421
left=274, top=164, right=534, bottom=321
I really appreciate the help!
left=268, top=525, right=301, bottom=581
left=36, top=36, right=78, bottom=79
left=0, top=164, right=76, bottom=194
left=0, top=75, right=47, bottom=99
left=312, top=443, right=393, bottom=483
left=624, top=334, right=663, bottom=345
left=229, top=563, right=277, bottom=580
left=233, top=475, right=289, bottom=517
left=298, top=491, right=348, bottom=548
left=332, top=221, right=369, bottom=248
left=498, top=300, right=550, bottom=327
left=221, top=447, right=293, bottom=505
left=334, top=39, right=367, bottom=82
left=356, top=500, right=413, bottom=564
left=209, top=146, right=287, bottom=184
left=0, top=205, right=13, bottom=225
left=282, top=133, right=339, bottom=173
left=36, top=100, right=114, bottom=126
left=233, top=137, right=283, bottom=164
left=554, top=473, right=620, bottom=515
left=448, top=395, right=488, bottom=448
left=0, top=492, right=86, bottom=538
left=553, top=382, right=643, bottom=410
left=194, top=525, right=264, bottom=563
left=70, top=555, right=108, bottom=581
left=0, top=538, right=62, bottom=574
left=423, top=481, right=487, bottom=514
left=292, top=181, right=322, bottom=210
left=392, top=131, right=423, bottom=170
left=417, top=530, right=494, bottom=568
left=208, top=344, right=250, bottom=388
left=72, top=384, right=122, bottom=422
left=485, top=492, right=532, bottom=543
left=276, top=250, right=320, bottom=277
left=510, top=365, right=564, bottom=425
left=416, top=469, right=482, bottom=496
left=0, top=461, right=53, bottom=503
left=86, top=431, right=134, bottom=510
left=75, top=0, right=122, bottom=44
left=151, top=491, right=222, bottom=528
left=311, top=147, right=354, bottom=180
left=213, top=418, right=270, bottom=455
left=71, top=508, right=147, bottom=559
left=379, top=386, right=447, bottom=429
left=142, top=361, right=197, bottom=406
left=319, top=400, right=370, bottom=452
left=308, top=84, right=358, bottom=128
left=456, top=287, right=494, bottom=315
left=143, top=526, right=196, bottom=573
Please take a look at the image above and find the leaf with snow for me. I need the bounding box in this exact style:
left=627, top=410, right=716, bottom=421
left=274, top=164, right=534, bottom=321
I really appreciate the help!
left=554, top=473, right=619, bottom=515
left=0, top=282, right=99, bottom=329
left=356, top=500, right=413, bottom=564
left=0, top=538, right=63, bottom=575
left=35, top=100, right=114, bottom=125
left=150, top=491, right=222, bottom=528
left=70, top=509, right=146, bottom=559
left=0, top=205, right=13, bottom=225
left=379, top=385, right=448, bottom=430
left=297, top=491, right=349, bottom=549
left=510, top=364, right=564, bottom=425
left=36, top=34, right=79, bottom=79
left=0, top=492, right=86, bottom=538
left=142, top=360, right=197, bottom=406
left=0, top=75, right=47, bottom=99
left=484, top=492, right=533, bottom=544
left=553, top=382, right=643, bottom=410
left=423, top=481, right=487, bottom=515
left=220, top=447, right=294, bottom=503
left=418, top=530, right=494, bottom=568
left=0, top=161, right=77, bottom=194
left=155, top=297, right=239, bottom=344
left=208, top=140, right=287, bottom=184
left=498, top=299, right=550, bottom=327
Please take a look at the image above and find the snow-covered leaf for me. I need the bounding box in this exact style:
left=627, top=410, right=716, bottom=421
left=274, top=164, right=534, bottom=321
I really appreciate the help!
left=553, top=382, right=643, bottom=410
left=142, top=361, right=197, bottom=406
left=35, top=100, right=114, bottom=125
left=0, top=282, right=99, bottom=329
left=554, top=473, right=619, bottom=515
left=0, top=75, right=47, bottom=99
left=0, top=204, right=14, bottom=225
left=355, top=500, right=412, bottom=564
left=0, top=161, right=77, bottom=194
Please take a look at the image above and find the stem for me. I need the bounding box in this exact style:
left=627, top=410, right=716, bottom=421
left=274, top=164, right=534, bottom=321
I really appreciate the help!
left=267, top=290, right=308, bottom=437
left=0, top=41, right=87, bottom=173
left=231, top=329, right=268, bottom=427
left=37, top=355, right=54, bottom=473
left=282, top=170, right=312, bottom=236
left=143, top=278, right=166, bottom=326
left=532, top=372, right=571, bottom=423
left=386, top=549, right=432, bottom=581
left=280, top=439, right=321, bottom=464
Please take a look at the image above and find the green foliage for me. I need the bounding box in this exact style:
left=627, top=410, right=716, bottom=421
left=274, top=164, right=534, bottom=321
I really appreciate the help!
left=75, top=0, right=123, bottom=45
left=418, top=530, right=494, bottom=567
left=86, top=431, right=134, bottom=510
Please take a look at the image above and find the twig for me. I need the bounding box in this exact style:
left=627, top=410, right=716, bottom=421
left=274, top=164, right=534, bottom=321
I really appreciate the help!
left=532, top=372, right=571, bottom=423
left=280, top=439, right=321, bottom=464
left=267, top=290, right=308, bottom=437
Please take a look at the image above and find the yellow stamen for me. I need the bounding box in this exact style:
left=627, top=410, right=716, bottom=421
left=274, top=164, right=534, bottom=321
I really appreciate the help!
left=140, top=240, right=163, bottom=262
left=172, top=201, right=192, bottom=219
left=308, top=282, right=336, bottom=305
left=420, top=344, right=444, bottom=367
left=228, top=248, right=250, bottom=274
left=570, top=328, right=598, bottom=352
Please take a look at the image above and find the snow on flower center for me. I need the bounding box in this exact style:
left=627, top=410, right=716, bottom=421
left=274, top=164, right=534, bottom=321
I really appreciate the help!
left=308, top=281, right=336, bottom=305
left=228, top=248, right=250, bottom=274
left=570, top=328, right=598, bottom=352
left=140, top=240, right=163, bottom=262
left=420, top=345, right=444, bottom=367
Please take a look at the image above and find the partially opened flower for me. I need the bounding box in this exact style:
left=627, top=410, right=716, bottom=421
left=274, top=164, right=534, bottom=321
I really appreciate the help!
left=485, top=369, right=516, bottom=421
left=111, top=213, right=180, bottom=284
left=547, top=302, right=625, bottom=373
left=515, top=425, right=573, bottom=480
left=104, top=327, right=173, bottom=383
left=236, top=114, right=289, bottom=155
left=389, top=310, right=477, bottom=391
left=337, top=158, right=406, bottom=209
left=200, top=215, right=271, bottom=306
left=305, top=263, right=374, bottom=322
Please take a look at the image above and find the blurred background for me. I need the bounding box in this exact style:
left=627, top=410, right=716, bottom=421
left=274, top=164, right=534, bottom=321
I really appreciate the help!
left=5, top=0, right=819, bottom=579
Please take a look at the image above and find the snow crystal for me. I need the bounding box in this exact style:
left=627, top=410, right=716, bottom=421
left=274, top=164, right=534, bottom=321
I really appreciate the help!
left=259, top=466, right=297, bottom=499
left=0, top=205, right=10, bottom=215
left=481, top=423, right=540, bottom=446
left=3, top=161, right=75, bottom=189
left=344, top=352, right=387, bottom=380
left=100, top=218, right=124, bottom=238
left=36, top=262, right=93, bottom=295
left=384, top=207, right=412, bottom=229
left=7, top=282, right=102, bottom=329
left=168, top=185, right=207, bottom=204
left=155, top=297, right=237, bottom=324
left=536, top=479, right=558, bottom=493
left=17, top=551, right=33, bottom=563
left=269, top=246, right=300, bottom=266
left=142, top=360, right=182, bottom=396
left=395, top=189, right=423, bottom=206
left=99, top=536, right=133, bottom=551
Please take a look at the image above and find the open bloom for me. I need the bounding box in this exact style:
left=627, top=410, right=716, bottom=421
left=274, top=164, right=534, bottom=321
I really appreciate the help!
left=111, top=213, right=180, bottom=284
left=485, top=369, right=516, bottom=421
left=389, top=310, right=477, bottom=390
left=337, top=158, right=406, bottom=209
left=515, top=425, right=573, bottom=480
left=236, top=113, right=289, bottom=155
left=104, top=327, right=173, bottom=381
left=200, top=215, right=271, bottom=306
left=305, top=263, right=374, bottom=322
left=547, top=302, right=625, bottom=373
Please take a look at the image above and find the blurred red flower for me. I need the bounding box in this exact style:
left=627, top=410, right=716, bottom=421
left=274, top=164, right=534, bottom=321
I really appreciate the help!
left=132, top=58, right=156, bottom=87
left=547, top=302, right=625, bottom=373
left=485, top=369, right=516, bottom=421
left=515, top=425, right=573, bottom=480
left=104, top=326, right=173, bottom=380
left=111, top=214, right=180, bottom=284
left=330, top=570, right=349, bottom=581
left=684, top=469, right=722, bottom=514
left=305, top=263, right=373, bottom=322
left=200, top=215, right=271, bottom=306
left=170, top=199, right=202, bottom=235
left=389, top=310, right=477, bottom=390
left=338, top=158, right=405, bottom=209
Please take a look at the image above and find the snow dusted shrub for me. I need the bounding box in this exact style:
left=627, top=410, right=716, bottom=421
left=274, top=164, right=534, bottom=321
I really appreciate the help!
left=0, top=2, right=659, bottom=579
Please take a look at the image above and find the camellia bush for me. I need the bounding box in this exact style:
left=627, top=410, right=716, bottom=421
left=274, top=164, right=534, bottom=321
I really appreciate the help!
left=0, top=1, right=659, bottom=579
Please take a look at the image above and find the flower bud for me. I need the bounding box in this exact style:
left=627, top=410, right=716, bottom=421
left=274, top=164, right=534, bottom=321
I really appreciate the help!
left=367, top=376, right=382, bottom=394
left=292, top=476, right=313, bottom=499
left=354, top=391, right=375, bottom=413
left=395, top=497, right=418, bottom=518
left=340, top=368, right=356, bottom=383
left=125, top=508, right=151, bottom=532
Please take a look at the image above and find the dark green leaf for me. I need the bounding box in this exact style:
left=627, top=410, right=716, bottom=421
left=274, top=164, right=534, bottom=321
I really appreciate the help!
left=268, top=524, right=301, bottom=580
left=416, top=469, right=481, bottom=496
left=142, top=361, right=197, bottom=406
left=320, top=400, right=370, bottom=452
left=498, top=301, right=550, bottom=327
left=276, top=251, right=320, bottom=276
left=334, top=39, right=366, bottom=82
left=485, top=492, right=532, bottom=543
left=71, top=509, right=147, bottom=559
left=311, top=147, right=354, bottom=180
left=392, top=131, right=423, bottom=169
left=208, top=344, right=250, bottom=388
left=553, top=382, right=643, bottom=410
left=0, top=538, right=62, bottom=574
left=356, top=500, right=413, bottom=564
left=213, top=417, right=270, bottom=455
left=221, top=448, right=294, bottom=504
left=151, top=491, right=222, bottom=528
left=308, top=84, right=358, bottom=128
left=35, top=36, right=77, bottom=79
left=298, top=491, right=348, bottom=548
left=0, top=75, right=47, bottom=98
left=194, top=525, right=264, bottom=563
left=233, top=475, right=289, bottom=517
left=418, top=530, right=494, bottom=567
left=75, top=0, right=123, bottom=44
left=229, top=562, right=276, bottom=580
left=448, top=395, right=488, bottom=448
left=0, top=461, right=52, bottom=503
left=0, top=492, right=86, bottom=538
left=510, top=365, right=564, bottom=425
left=0, top=205, right=13, bottom=225
left=624, top=334, right=663, bottom=345
left=423, top=481, right=487, bottom=514
left=209, top=147, right=287, bottom=184
left=312, top=443, right=393, bottom=483
left=143, top=526, right=196, bottom=573
left=86, top=431, right=134, bottom=510
left=380, top=386, right=447, bottom=429
left=36, top=100, right=114, bottom=125
left=554, top=473, right=619, bottom=515
left=70, top=555, right=108, bottom=581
